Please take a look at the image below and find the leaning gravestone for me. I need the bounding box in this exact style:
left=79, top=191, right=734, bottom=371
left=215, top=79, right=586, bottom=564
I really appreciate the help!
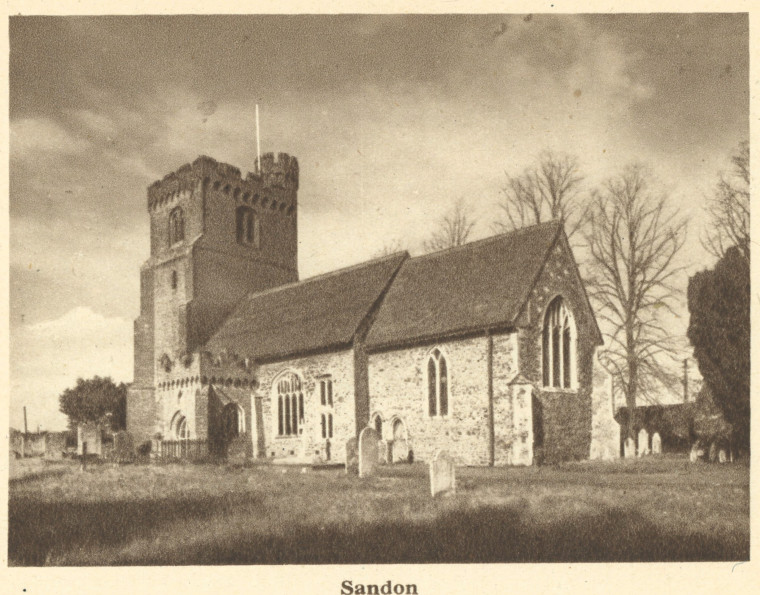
left=651, top=432, right=662, bottom=455
left=430, top=450, right=456, bottom=497
left=358, top=427, right=380, bottom=478
left=624, top=437, right=636, bottom=459
left=345, top=437, right=359, bottom=474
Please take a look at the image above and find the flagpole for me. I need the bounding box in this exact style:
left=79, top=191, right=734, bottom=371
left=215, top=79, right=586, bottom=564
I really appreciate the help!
left=255, top=104, right=261, bottom=174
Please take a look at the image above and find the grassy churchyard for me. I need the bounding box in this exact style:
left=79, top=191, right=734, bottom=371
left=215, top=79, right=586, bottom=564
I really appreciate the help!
left=9, top=455, right=748, bottom=566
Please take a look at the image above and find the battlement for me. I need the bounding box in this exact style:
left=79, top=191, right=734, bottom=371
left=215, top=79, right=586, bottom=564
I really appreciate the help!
left=147, top=152, right=299, bottom=211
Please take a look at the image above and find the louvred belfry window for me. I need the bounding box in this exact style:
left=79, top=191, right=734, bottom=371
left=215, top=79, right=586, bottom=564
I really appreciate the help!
left=169, top=207, right=184, bottom=245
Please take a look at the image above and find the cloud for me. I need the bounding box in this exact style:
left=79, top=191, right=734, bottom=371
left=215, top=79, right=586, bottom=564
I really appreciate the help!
left=10, top=307, right=133, bottom=431
left=10, top=117, right=91, bottom=159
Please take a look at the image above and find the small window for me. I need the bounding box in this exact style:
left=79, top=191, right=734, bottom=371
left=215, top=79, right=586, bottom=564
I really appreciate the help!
left=169, top=207, right=184, bottom=245
left=171, top=270, right=178, bottom=290
left=427, top=348, right=449, bottom=417
left=320, top=378, right=334, bottom=439
left=236, top=206, right=259, bottom=248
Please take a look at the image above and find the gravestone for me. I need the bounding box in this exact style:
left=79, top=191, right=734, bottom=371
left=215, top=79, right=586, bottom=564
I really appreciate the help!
left=429, top=450, right=456, bottom=497
left=637, top=429, right=649, bottom=457
left=689, top=441, right=703, bottom=463
left=112, top=431, right=134, bottom=463
left=345, top=437, right=358, bottom=474
left=624, top=437, right=636, bottom=458
left=651, top=432, right=662, bottom=455
left=718, top=447, right=728, bottom=463
left=358, top=427, right=380, bottom=478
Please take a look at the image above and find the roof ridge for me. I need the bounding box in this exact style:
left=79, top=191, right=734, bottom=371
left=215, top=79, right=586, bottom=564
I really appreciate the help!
left=240, top=250, right=409, bottom=302
left=409, top=219, right=561, bottom=263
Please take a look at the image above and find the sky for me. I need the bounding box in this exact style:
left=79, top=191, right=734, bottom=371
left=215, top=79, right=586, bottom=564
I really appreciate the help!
left=8, top=13, right=749, bottom=431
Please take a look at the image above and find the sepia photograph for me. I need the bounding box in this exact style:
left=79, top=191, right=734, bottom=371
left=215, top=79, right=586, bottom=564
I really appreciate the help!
left=5, top=4, right=752, bottom=580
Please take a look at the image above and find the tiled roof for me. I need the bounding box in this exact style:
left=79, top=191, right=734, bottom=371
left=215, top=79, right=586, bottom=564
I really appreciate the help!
left=204, top=252, right=407, bottom=361
left=365, top=221, right=562, bottom=350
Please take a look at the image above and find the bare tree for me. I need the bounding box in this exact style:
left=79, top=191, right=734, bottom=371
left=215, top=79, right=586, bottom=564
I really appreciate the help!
left=585, top=164, right=687, bottom=442
left=495, top=150, right=589, bottom=240
left=424, top=199, right=476, bottom=252
left=703, top=141, right=749, bottom=261
left=374, top=238, right=407, bottom=257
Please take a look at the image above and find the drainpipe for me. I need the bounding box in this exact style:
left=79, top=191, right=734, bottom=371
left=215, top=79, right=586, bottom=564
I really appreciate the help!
left=487, top=329, right=495, bottom=467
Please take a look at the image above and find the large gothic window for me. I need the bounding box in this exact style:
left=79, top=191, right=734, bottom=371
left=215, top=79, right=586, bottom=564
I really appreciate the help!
left=236, top=206, right=259, bottom=248
left=169, top=207, right=184, bottom=245
left=542, top=296, right=576, bottom=389
left=427, top=348, right=449, bottom=417
left=276, top=373, right=303, bottom=436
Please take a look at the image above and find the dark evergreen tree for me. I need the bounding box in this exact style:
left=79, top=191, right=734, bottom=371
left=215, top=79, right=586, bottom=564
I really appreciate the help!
left=687, top=245, right=750, bottom=453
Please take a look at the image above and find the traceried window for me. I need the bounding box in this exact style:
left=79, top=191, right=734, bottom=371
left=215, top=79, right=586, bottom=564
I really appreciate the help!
left=277, top=373, right=304, bottom=436
left=320, top=378, right=334, bottom=439
left=236, top=206, right=260, bottom=248
left=169, top=207, right=184, bottom=245
left=427, top=348, right=449, bottom=417
left=542, top=296, right=576, bottom=389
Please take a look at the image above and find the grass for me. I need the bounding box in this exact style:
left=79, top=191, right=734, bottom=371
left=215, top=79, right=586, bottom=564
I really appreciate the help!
left=8, top=455, right=749, bottom=565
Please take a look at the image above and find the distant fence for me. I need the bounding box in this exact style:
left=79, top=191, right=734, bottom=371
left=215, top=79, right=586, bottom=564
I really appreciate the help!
left=159, top=439, right=209, bottom=460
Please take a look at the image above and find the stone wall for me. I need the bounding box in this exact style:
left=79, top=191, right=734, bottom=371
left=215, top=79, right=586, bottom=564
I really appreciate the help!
left=517, top=234, right=597, bottom=463
left=127, top=387, right=157, bottom=445
left=253, top=349, right=355, bottom=464
left=369, top=334, right=520, bottom=466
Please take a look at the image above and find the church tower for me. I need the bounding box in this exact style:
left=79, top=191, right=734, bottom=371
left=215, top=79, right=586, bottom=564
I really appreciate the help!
left=128, top=153, right=299, bottom=443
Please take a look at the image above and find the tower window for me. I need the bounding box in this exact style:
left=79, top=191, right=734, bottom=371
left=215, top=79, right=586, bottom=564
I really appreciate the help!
left=169, top=207, right=184, bottom=245
left=236, top=206, right=260, bottom=248
left=542, top=296, right=577, bottom=389
left=171, top=270, right=178, bottom=290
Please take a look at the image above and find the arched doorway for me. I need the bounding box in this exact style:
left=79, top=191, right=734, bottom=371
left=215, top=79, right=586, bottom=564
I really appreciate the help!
left=220, top=403, right=245, bottom=457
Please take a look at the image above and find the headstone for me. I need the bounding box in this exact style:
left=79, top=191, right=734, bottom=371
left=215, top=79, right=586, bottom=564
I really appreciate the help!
left=345, top=437, right=358, bottom=474
left=689, top=441, right=703, bottom=463
left=637, top=429, right=649, bottom=457
left=708, top=441, right=718, bottom=463
left=651, top=432, right=662, bottom=455
left=718, top=447, right=728, bottom=464
left=429, top=450, right=456, bottom=497
left=624, top=437, right=636, bottom=458
left=358, top=427, right=380, bottom=478
left=392, top=439, right=409, bottom=463
left=112, top=431, right=134, bottom=463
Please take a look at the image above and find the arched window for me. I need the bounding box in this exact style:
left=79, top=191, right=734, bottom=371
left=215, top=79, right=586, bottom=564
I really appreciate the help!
left=169, top=207, right=184, bottom=245
left=542, top=296, right=576, bottom=389
left=276, top=372, right=303, bottom=436
left=171, top=411, right=189, bottom=440
left=427, top=348, right=449, bottom=417
left=372, top=414, right=383, bottom=436
left=236, top=206, right=260, bottom=247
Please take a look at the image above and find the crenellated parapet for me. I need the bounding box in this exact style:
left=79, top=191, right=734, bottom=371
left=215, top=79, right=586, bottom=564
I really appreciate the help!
left=147, top=153, right=299, bottom=214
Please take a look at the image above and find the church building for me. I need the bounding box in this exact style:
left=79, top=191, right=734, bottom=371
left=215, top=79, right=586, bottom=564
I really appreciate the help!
left=127, top=151, right=616, bottom=466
